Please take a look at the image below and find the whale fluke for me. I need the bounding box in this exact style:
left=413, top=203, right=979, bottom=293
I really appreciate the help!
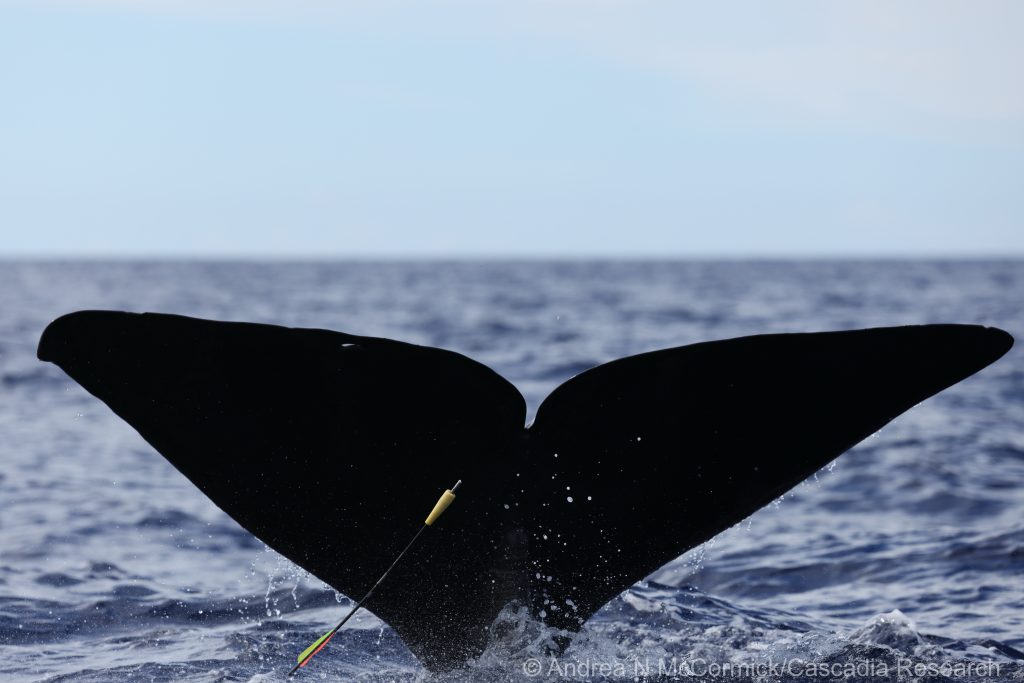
left=37, top=311, right=1013, bottom=670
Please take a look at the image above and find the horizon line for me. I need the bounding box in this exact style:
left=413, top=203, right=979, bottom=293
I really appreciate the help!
left=2, top=252, right=1023, bottom=263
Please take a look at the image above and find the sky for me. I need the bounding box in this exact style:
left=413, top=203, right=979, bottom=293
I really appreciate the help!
left=1, top=1, right=1022, bottom=258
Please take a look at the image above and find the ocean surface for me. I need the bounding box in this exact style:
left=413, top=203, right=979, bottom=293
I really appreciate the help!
left=1, top=260, right=1022, bottom=682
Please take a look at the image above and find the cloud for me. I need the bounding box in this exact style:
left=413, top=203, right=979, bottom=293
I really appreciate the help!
left=19, top=0, right=1024, bottom=126
left=513, top=2, right=1024, bottom=125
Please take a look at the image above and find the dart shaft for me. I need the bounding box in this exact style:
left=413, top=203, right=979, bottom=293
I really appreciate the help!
left=289, top=481, right=461, bottom=676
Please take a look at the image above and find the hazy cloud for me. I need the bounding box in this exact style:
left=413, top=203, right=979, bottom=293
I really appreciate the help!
left=30, top=1, right=1024, bottom=124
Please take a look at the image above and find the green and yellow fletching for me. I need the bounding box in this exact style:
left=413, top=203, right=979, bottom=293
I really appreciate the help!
left=297, top=629, right=334, bottom=665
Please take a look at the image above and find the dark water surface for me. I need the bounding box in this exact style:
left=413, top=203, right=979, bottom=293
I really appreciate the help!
left=1, top=260, right=1022, bottom=682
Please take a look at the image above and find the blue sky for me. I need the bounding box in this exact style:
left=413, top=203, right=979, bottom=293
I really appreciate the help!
left=1, top=1, right=1022, bottom=257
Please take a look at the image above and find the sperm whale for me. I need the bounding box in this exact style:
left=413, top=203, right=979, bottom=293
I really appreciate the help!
left=37, top=311, right=1013, bottom=671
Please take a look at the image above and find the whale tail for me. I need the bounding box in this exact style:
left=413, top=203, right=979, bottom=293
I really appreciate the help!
left=38, top=311, right=1013, bottom=670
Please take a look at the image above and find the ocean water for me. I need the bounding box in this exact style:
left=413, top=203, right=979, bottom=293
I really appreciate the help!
left=0, top=260, right=1022, bottom=682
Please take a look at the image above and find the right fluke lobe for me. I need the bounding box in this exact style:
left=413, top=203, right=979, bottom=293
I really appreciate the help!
left=523, top=324, right=1014, bottom=633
